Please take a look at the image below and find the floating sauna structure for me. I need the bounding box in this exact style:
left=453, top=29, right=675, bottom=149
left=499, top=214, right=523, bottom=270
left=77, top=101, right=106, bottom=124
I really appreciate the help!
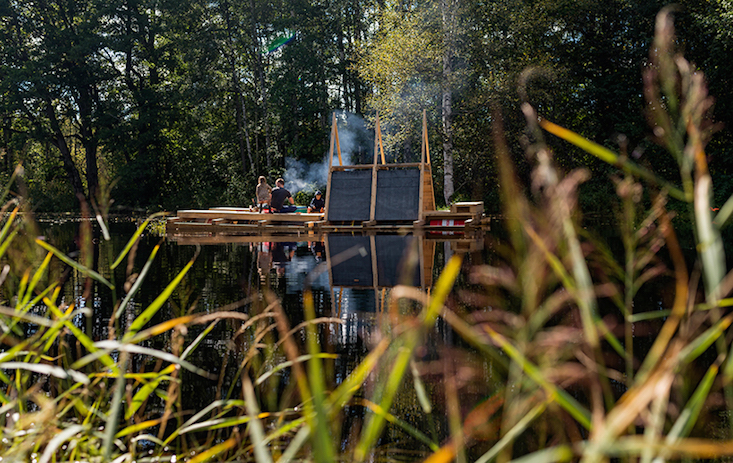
left=166, top=112, right=488, bottom=237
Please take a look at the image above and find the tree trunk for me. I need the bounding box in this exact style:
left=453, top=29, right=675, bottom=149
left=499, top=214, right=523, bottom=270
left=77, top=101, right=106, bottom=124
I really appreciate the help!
left=45, top=100, right=86, bottom=199
left=352, top=5, right=363, bottom=115
left=249, top=0, right=272, bottom=169
left=237, top=91, right=255, bottom=174
left=441, top=0, right=456, bottom=205
left=2, top=115, right=11, bottom=173
left=222, top=0, right=254, bottom=175
left=77, top=84, right=99, bottom=199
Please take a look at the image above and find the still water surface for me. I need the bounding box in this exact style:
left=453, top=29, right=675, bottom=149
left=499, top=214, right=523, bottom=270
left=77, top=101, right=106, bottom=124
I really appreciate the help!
left=37, top=217, right=494, bottom=459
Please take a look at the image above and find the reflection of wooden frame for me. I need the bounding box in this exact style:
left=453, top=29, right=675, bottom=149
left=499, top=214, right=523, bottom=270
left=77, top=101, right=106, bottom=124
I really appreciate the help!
left=324, top=234, right=435, bottom=289
left=324, top=233, right=436, bottom=314
left=325, top=111, right=436, bottom=224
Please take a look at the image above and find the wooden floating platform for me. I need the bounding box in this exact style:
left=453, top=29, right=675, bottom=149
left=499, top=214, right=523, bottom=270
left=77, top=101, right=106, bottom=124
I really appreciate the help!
left=166, top=112, right=490, bottom=238
left=166, top=203, right=488, bottom=237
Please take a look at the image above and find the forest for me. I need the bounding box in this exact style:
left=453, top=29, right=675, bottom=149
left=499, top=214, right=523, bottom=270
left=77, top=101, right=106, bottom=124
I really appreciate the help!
left=0, top=0, right=731, bottom=213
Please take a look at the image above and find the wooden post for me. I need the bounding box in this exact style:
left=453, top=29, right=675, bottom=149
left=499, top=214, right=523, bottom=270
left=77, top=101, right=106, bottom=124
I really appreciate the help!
left=423, top=109, right=431, bottom=165
left=376, top=114, right=386, bottom=165
left=333, top=114, right=343, bottom=166
left=368, top=114, right=380, bottom=224
left=325, top=114, right=338, bottom=222
left=418, top=111, right=426, bottom=223
left=421, top=110, right=436, bottom=213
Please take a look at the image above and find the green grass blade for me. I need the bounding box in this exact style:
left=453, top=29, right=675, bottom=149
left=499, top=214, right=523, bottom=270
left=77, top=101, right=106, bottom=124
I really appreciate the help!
left=678, top=315, right=732, bottom=365
left=0, top=361, right=89, bottom=385
left=667, top=361, right=719, bottom=441
left=695, top=175, right=726, bottom=302
left=163, top=399, right=234, bottom=445
left=125, top=375, right=170, bottom=420
left=110, top=213, right=166, bottom=270
left=360, top=399, right=440, bottom=451
left=714, top=191, right=733, bottom=228
left=180, top=320, right=218, bottom=361
left=115, top=418, right=163, bottom=439
left=484, top=325, right=592, bottom=429
left=123, top=247, right=198, bottom=340
left=94, top=341, right=216, bottom=379
left=255, top=353, right=338, bottom=386
left=278, top=425, right=311, bottom=463
left=326, top=338, right=390, bottom=413
left=0, top=206, right=19, bottom=245
left=540, top=119, right=687, bottom=201
left=115, top=244, right=161, bottom=320
left=103, top=353, right=127, bottom=460
left=35, top=238, right=114, bottom=289
left=629, top=310, right=672, bottom=322
left=508, top=445, right=575, bottom=463
left=0, top=229, right=19, bottom=263
left=302, top=289, right=335, bottom=463
left=474, top=401, right=548, bottom=463
left=244, top=377, right=274, bottom=463
left=21, top=252, right=52, bottom=308
left=38, top=424, right=85, bottom=463
left=43, top=301, right=118, bottom=373
left=411, top=359, right=432, bottom=414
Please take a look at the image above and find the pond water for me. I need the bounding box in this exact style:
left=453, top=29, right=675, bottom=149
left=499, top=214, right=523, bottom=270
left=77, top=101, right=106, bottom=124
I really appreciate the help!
left=35, top=217, right=494, bottom=460
left=27, top=215, right=696, bottom=461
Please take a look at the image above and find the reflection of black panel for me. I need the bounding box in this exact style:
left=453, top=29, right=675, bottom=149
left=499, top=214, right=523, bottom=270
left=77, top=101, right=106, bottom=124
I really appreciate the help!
left=375, top=169, right=421, bottom=221
left=328, top=170, right=372, bottom=222
left=375, top=235, right=420, bottom=287
left=328, top=235, right=372, bottom=287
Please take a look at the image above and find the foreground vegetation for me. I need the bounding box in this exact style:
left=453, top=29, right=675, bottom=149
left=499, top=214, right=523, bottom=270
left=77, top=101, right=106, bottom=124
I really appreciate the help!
left=3, top=10, right=733, bottom=462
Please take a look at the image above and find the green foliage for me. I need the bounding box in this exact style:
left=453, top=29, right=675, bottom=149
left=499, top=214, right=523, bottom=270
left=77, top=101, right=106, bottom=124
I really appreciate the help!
left=0, top=0, right=732, bottom=220
left=293, top=183, right=325, bottom=206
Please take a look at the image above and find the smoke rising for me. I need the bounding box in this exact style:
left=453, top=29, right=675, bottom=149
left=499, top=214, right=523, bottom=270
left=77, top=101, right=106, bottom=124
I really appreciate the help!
left=283, top=111, right=373, bottom=194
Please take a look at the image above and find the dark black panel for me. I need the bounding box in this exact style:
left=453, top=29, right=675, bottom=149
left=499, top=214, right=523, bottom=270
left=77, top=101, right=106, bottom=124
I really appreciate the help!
left=375, top=235, right=420, bottom=287
left=327, top=170, right=372, bottom=222
left=375, top=169, right=421, bottom=222
left=328, top=235, right=373, bottom=287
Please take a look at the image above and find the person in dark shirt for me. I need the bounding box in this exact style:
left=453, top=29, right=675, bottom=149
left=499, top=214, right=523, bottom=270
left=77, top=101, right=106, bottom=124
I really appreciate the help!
left=270, top=178, right=297, bottom=213
left=308, top=190, right=325, bottom=213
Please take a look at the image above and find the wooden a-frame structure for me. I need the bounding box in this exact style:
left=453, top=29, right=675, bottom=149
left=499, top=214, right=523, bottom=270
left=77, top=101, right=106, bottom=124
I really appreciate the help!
left=324, top=111, right=436, bottom=224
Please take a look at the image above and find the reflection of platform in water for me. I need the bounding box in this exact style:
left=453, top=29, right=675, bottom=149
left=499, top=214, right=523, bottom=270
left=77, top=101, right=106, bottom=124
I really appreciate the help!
left=167, top=230, right=483, bottom=253
left=326, top=234, right=432, bottom=289
left=322, top=233, right=487, bottom=318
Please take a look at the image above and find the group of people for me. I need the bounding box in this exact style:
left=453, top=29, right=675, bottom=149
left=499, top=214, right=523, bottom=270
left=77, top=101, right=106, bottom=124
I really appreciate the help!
left=256, top=176, right=325, bottom=214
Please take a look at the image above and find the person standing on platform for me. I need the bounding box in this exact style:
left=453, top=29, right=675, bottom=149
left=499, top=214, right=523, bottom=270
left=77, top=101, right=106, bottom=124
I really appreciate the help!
left=270, top=178, right=297, bottom=213
left=256, top=176, right=272, bottom=213
left=307, top=190, right=325, bottom=213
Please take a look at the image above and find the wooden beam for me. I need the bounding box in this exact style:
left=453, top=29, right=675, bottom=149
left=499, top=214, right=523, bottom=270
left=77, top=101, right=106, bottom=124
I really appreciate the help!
left=329, top=113, right=343, bottom=167
left=325, top=166, right=334, bottom=222
left=375, top=113, right=386, bottom=165
left=370, top=114, right=380, bottom=222
left=334, top=114, right=343, bottom=166
left=330, top=165, right=374, bottom=171
left=422, top=109, right=431, bottom=165
left=175, top=209, right=324, bottom=222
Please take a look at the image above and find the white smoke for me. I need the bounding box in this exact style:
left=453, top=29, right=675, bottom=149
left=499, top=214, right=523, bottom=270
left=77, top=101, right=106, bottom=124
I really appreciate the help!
left=283, top=111, right=372, bottom=194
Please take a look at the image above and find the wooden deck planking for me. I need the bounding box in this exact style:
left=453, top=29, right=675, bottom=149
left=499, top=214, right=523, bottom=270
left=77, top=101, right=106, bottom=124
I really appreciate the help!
left=175, top=209, right=324, bottom=222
